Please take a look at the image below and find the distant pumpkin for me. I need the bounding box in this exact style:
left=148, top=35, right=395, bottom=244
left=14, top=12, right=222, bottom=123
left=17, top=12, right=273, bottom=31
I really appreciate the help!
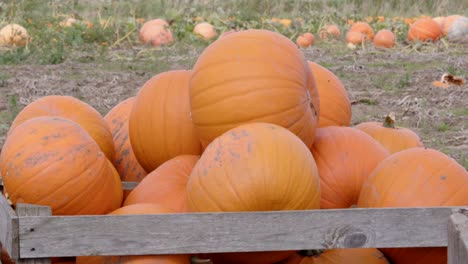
left=193, top=22, right=217, bottom=40
left=0, top=23, right=29, bottom=46
left=346, top=31, right=364, bottom=44
left=407, top=18, right=442, bottom=42
left=349, top=22, right=374, bottom=41
left=297, top=32, right=315, bottom=47
left=139, top=18, right=174, bottom=46
left=373, top=29, right=395, bottom=48
left=319, top=25, right=341, bottom=40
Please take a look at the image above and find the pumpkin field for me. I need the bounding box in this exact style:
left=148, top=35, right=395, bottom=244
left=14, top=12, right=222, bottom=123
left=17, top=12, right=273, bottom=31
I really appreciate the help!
left=0, top=0, right=468, bottom=264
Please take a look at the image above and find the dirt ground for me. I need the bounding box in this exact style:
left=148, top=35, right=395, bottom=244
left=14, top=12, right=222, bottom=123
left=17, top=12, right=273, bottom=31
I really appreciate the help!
left=0, top=42, right=467, bottom=168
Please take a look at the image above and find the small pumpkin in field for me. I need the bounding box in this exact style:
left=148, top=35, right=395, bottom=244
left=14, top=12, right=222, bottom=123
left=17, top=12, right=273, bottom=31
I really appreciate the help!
left=358, top=147, right=468, bottom=264
left=319, top=25, right=341, bottom=40
left=193, top=22, right=217, bottom=40
left=348, top=22, right=374, bottom=41
left=0, top=116, right=123, bottom=215
left=373, top=29, right=395, bottom=48
left=296, top=32, right=315, bottom=47
left=447, top=16, right=468, bottom=43
left=129, top=70, right=202, bottom=172
left=76, top=204, right=191, bottom=264
left=124, top=155, right=199, bottom=212
left=190, top=29, right=319, bottom=149
left=307, top=61, right=351, bottom=127
left=442, top=15, right=463, bottom=36
left=0, top=23, right=30, bottom=47
left=139, top=18, right=174, bottom=46
left=354, top=113, right=423, bottom=154
left=310, top=126, right=389, bottom=209
left=346, top=31, right=364, bottom=44
left=187, top=122, right=321, bottom=264
left=407, top=18, right=442, bottom=42
left=281, top=248, right=389, bottom=264
left=8, top=95, right=115, bottom=163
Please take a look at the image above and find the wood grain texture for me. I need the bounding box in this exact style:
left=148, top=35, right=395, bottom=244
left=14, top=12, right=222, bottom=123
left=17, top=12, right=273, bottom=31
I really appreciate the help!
left=17, top=207, right=460, bottom=258
left=122, top=181, right=138, bottom=190
left=15, top=204, right=51, bottom=264
left=0, top=192, right=18, bottom=260
left=448, top=208, right=468, bottom=264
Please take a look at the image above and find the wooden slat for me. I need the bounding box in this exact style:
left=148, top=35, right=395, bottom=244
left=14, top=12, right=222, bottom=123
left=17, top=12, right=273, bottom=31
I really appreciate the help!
left=122, top=181, right=139, bottom=191
left=0, top=192, right=18, bottom=260
left=448, top=208, right=468, bottom=264
left=18, top=206, right=459, bottom=258
left=15, top=204, right=51, bottom=264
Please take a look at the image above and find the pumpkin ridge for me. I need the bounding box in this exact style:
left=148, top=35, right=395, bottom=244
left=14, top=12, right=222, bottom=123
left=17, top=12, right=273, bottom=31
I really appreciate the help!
left=188, top=171, right=225, bottom=212
left=193, top=99, right=310, bottom=127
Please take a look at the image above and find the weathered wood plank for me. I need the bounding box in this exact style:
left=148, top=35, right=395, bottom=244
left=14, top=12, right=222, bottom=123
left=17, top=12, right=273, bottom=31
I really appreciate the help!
left=0, top=192, right=18, bottom=260
left=15, top=204, right=51, bottom=264
left=18, top=206, right=459, bottom=258
left=122, top=181, right=138, bottom=191
left=448, top=208, right=468, bottom=264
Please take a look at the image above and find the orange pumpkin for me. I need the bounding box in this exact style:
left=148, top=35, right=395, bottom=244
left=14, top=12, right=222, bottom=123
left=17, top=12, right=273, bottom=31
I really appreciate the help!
left=189, top=29, right=319, bottom=149
left=432, top=16, right=445, bottom=29
left=373, top=29, right=395, bottom=48
left=310, top=126, right=389, bottom=209
left=319, top=25, right=341, bottom=40
left=296, top=33, right=315, bottom=47
left=346, top=31, right=364, bottom=44
left=281, top=249, right=389, bottom=264
left=104, top=97, right=147, bottom=182
left=407, top=18, right=442, bottom=42
left=194, top=22, right=218, bottom=40
left=187, top=122, right=321, bottom=264
left=124, top=155, right=199, bottom=212
left=0, top=116, right=123, bottom=215
left=139, top=18, right=174, bottom=46
left=442, top=15, right=463, bottom=36
left=348, top=22, right=374, bottom=41
left=8, top=95, right=115, bottom=163
left=76, top=204, right=191, bottom=264
left=354, top=114, right=423, bottom=154
left=307, top=61, right=351, bottom=127
left=129, top=70, right=202, bottom=172
left=358, top=147, right=468, bottom=264
left=0, top=23, right=30, bottom=46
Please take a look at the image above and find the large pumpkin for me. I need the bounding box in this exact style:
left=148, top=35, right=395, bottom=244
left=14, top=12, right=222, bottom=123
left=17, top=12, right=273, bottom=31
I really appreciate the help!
left=129, top=70, right=202, bottom=172
left=310, top=127, right=389, bottom=209
left=358, top=147, right=468, bottom=264
left=281, top=249, right=389, bottom=264
left=348, top=22, right=374, bottom=41
left=0, top=116, right=123, bottom=215
left=354, top=114, right=423, bottom=154
left=124, top=155, right=199, bottom=212
left=307, top=62, right=351, bottom=127
left=407, top=18, right=442, bottom=42
left=189, top=29, right=319, bottom=149
left=104, top=97, right=147, bottom=182
left=76, top=204, right=191, bottom=264
left=187, top=122, right=320, bottom=264
left=8, top=95, right=115, bottom=162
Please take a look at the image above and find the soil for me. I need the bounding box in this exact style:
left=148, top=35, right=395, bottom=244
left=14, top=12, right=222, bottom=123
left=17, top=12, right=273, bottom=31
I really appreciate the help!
left=0, top=42, right=467, bottom=167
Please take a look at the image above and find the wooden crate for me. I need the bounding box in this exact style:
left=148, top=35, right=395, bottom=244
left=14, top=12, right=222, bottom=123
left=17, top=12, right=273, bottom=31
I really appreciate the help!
left=0, top=181, right=467, bottom=264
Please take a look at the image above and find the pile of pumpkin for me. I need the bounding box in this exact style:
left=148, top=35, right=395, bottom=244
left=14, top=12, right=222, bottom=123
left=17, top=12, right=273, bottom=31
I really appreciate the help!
left=0, top=29, right=467, bottom=264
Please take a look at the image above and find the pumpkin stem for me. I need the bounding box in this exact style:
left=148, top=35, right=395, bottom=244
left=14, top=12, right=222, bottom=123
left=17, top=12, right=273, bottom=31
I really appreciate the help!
left=383, top=112, right=396, bottom=129
left=191, top=257, right=213, bottom=264
left=298, top=249, right=325, bottom=257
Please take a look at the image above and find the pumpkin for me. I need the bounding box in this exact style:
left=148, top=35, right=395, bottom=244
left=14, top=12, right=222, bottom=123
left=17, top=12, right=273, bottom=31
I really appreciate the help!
left=358, top=147, right=468, bottom=264
left=407, top=18, right=442, bottom=42
left=193, top=22, right=217, bottom=40
left=129, top=70, right=202, bottom=172
left=319, top=25, right=341, bottom=40
left=307, top=61, right=351, bottom=127
left=354, top=113, right=423, bottom=154
left=104, top=97, right=147, bottom=182
left=348, top=22, right=374, bottom=41
left=442, top=15, right=463, bottom=36
left=373, top=29, right=395, bottom=48
left=139, top=18, right=174, bottom=46
left=0, top=116, right=123, bottom=215
left=76, top=204, right=191, bottom=264
left=296, top=33, right=315, bottom=47
left=432, top=16, right=445, bottom=28
left=310, top=126, right=389, bottom=209
left=346, top=31, right=364, bottom=44
left=123, top=155, right=199, bottom=212
left=8, top=95, right=115, bottom=163
left=59, top=18, right=78, bottom=27
left=447, top=16, right=468, bottom=43
left=0, top=23, right=30, bottom=47
left=187, top=122, right=320, bottom=264
left=280, top=249, right=389, bottom=264
left=189, top=29, right=319, bottom=149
